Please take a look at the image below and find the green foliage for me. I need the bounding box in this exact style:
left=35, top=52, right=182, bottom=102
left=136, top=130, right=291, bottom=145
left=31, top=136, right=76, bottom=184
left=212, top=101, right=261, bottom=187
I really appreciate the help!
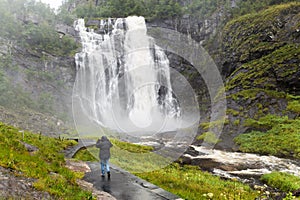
left=75, top=138, right=164, bottom=173
left=0, top=64, right=57, bottom=115
left=223, top=2, right=300, bottom=85
left=57, top=8, right=77, bottom=26
left=73, top=137, right=154, bottom=161
left=0, top=67, right=39, bottom=111
left=243, top=114, right=289, bottom=130
left=64, top=0, right=297, bottom=22
left=63, top=0, right=183, bottom=20
left=74, top=147, right=99, bottom=162
left=226, top=43, right=300, bottom=92
left=200, top=118, right=229, bottom=130
left=287, top=100, right=300, bottom=114
left=187, top=0, right=231, bottom=19
left=110, top=138, right=154, bottom=153
left=0, top=0, right=79, bottom=56
left=261, top=171, right=300, bottom=192
left=234, top=115, right=300, bottom=158
left=138, top=164, right=259, bottom=200
left=283, top=192, right=297, bottom=200
left=233, top=119, right=240, bottom=126
left=23, top=22, right=79, bottom=56
left=0, top=122, right=93, bottom=199
left=197, top=131, right=221, bottom=144
left=227, top=109, right=240, bottom=116
left=37, top=92, right=54, bottom=112
left=149, top=0, right=182, bottom=20
left=230, top=0, right=296, bottom=18
left=75, top=146, right=259, bottom=200
left=186, top=0, right=296, bottom=21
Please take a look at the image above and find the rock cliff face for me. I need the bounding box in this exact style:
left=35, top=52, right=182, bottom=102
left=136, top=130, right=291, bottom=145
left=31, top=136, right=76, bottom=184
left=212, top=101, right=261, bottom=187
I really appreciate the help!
left=214, top=2, right=300, bottom=150
left=0, top=21, right=77, bottom=136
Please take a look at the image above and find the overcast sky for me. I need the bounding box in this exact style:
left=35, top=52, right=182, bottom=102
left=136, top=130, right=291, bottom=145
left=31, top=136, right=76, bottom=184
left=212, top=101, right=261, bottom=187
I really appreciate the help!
left=40, top=0, right=63, bottom=10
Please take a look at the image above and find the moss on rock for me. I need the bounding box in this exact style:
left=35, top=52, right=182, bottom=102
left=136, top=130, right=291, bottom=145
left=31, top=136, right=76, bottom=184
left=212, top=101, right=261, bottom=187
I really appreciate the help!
left=221, top=2, right=300, bottom=76
left=215, top=2, right=300, bottom=151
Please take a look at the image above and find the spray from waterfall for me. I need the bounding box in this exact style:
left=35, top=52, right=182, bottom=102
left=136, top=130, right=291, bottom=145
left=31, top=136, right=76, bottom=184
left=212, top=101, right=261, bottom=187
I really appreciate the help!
left=73, top=16, right=181, bottom=134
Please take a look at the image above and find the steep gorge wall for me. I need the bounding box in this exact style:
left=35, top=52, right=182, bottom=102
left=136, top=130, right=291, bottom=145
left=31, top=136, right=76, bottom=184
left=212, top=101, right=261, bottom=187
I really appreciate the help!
left=214, top=2, right=300, bottom=150
left=0, top=16, right=78, bottom=136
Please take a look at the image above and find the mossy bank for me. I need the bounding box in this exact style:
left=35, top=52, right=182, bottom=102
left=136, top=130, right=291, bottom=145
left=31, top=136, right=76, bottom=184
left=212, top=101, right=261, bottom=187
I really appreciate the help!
left=208, top=2, right=300, bottom=155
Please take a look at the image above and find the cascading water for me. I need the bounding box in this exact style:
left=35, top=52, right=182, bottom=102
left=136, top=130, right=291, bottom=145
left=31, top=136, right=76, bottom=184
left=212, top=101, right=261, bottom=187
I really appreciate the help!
left=73, top=16, right=180, bottom=134
left=183, top=146, right=300, bottom=183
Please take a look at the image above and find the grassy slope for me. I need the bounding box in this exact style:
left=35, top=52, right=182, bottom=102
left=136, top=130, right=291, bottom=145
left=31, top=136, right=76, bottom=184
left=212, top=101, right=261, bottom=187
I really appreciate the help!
left=234, top=114, right=300, bottom=159
left=214, top=2, right=300, bottom=158
left=0, top=122, right=93, bottom=199
left=74, top=141, right=259, bottom=200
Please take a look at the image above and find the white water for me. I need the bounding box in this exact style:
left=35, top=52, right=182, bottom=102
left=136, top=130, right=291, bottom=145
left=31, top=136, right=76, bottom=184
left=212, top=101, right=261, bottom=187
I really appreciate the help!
left=185, top=145, right=300, bottom=181
left=73, top=16, right=181, bottom=133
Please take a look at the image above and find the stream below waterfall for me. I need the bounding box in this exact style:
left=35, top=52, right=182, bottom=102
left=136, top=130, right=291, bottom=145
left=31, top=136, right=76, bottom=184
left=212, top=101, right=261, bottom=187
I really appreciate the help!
left=72, top=15, right=300, bottom=193
left=135, top=134, right=300, bottom=185
left=184, top=146, right=300, bottom=182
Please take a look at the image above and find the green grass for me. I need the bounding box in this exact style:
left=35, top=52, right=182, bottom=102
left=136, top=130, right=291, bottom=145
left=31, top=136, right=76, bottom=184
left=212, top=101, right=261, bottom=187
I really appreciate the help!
left=0, top=122, right=94, bottom=199
left=261, top=172, right=300, bottom=192
left=234, top=115, right=300, bottom=159
left=74, top=139, right=259, bottom=200
left=110, top=138, right=154, bottom=153
left=138, top=164, right=258, bottom=200
left=74, top=138, right=169, bottom=173
left=197, top=131, right=221, bottom=144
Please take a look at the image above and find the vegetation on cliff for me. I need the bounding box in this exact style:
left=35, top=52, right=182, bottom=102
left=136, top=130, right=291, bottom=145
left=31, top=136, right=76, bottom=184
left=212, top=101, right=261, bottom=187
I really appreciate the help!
left=62, top=0, right=297, bottom=22
left=261, top=171, right=300, bottom=192
left=61, top=0, right=183, bottom=20
left=219, top=2, right=300, bottom=158
left=0, top=0, right=78, bottom=56
left=0, top=0, right=79, bottom=127
left=234, top=114, right=300, bottom=159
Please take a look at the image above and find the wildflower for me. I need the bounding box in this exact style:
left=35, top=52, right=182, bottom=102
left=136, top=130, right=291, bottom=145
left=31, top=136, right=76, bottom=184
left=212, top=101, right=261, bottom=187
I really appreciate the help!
left=207, top=193, right=214, bottom=198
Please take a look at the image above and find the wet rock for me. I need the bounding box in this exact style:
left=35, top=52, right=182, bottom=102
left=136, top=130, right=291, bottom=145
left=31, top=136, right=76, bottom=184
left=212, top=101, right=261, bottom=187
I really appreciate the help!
left=185, top=146, right=199, bottom=156
left=192, top=158, right=220, bottom=172
left=293, top=188, right=300, bottom=197
left=179, top=155, right=192, bottom=165
left=76, top=179, right=117, bottom=200
left=86, top=19, right=100, bottom=27
left=65, top=159, right=91, bottom=173
left=20, top=141, right=39, bottom=153
left=218, top=165, right=238, bottom=171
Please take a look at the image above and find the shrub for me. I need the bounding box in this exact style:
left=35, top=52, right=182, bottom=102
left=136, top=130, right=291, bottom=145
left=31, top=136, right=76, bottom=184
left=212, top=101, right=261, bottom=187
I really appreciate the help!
left=261, top=171, right=300, bottom=192
left=234, top=115, right=300, bottom=158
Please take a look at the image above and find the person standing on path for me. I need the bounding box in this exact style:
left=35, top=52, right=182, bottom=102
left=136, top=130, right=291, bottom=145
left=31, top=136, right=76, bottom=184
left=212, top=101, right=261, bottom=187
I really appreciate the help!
left=96, top=136, right=113, bottom=178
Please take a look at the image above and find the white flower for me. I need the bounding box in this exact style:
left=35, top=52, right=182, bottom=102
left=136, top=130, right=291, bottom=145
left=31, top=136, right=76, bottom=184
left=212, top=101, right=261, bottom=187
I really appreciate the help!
left=207, top=193, right=214, bottom=198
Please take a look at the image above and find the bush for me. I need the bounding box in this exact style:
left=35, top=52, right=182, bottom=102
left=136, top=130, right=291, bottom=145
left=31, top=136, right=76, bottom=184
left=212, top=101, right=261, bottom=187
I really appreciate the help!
left=234, top=115, right=300, bottom=159
left=197, top=131, right=221, bottom=144
left=261, top=171, right=300, bottom=192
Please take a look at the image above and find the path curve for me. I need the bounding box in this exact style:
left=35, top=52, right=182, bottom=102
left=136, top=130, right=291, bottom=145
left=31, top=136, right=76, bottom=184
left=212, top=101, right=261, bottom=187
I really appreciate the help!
left=64, top=139, right=183, bottom=200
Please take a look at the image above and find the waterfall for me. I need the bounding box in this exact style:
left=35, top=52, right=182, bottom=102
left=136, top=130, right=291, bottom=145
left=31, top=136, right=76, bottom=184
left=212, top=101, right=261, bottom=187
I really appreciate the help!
left=73, top=16, right=180, bottom=133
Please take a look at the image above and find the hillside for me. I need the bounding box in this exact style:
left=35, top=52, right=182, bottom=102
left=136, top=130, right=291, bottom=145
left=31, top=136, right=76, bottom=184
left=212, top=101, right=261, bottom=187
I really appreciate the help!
left=0, top=122, right=90, bottom=199
left=213, top=2, right=300, bottom=153
left=0, top=0, right=79, bottom=135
